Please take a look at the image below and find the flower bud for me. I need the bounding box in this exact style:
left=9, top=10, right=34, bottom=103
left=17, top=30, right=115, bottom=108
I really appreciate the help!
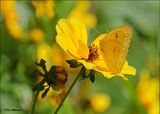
left=55, top=66, right=68, bottom=84
left=50, top=66, right=68, bottom=91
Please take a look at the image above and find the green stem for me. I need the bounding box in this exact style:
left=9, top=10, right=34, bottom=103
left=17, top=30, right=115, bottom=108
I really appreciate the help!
left=31, top=90, right=40, bottom=114
left=54, top=66, right=85, bottom=114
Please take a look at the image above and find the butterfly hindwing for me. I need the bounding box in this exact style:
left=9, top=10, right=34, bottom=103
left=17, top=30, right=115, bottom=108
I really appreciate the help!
left=100, top=25, right=133, bottom=74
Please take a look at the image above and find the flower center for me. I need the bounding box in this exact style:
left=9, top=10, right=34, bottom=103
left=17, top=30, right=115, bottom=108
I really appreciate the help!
left=86, top=44, right=99, bottom=62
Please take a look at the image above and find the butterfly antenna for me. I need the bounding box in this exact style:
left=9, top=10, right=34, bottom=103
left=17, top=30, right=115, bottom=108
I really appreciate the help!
left=93, top=28, right=101, bottom=35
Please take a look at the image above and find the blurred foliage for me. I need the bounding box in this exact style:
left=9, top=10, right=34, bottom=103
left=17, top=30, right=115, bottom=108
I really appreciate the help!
left=0, top=1, right=159, bottom=114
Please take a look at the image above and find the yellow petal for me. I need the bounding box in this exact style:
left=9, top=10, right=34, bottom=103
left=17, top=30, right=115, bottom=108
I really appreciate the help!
left=137, top=70, right=159, bottom=114
left=78, top=39, right=89, bottom=59
left=56, top=34, right=79, bottom=59
left=68, top=0, right=97, bottom=28
left=68, top=18, right=89, bottom=59
left=120, top=61, right=136, bottom=75
left=91, top=34, right=106, bottom=47
left=95, top=70, right=113, bottom=79
left=93, top=57, right=108, bottom=72
left=1, top=1, right=23, bottom=40
left=30, top=28, right=44, bottom=43
left=32, top=1, right=55, bottom=18
left=90, top=34, right=109, bottom=71
left=6, top=20, right=23, bottom=39
left=93, top=61, right=134, bottom=80
left=96, top=70, right=128, bottom=80
left=36, top=43, right=52, bottom=69
left=56, top=19, right=80, bottom=58
left=81, top=34, right=110, bottom=77
left=44, top=1, right=55, bottom=18
left=78, top=60, right=95, bottom=70
left=32, top=1, right=44, bottom=18
left=56, top=18, right=89, bottom=59
left=68, top=18, right=88, bottom=46
left=82, top=14, right=97, bottom=29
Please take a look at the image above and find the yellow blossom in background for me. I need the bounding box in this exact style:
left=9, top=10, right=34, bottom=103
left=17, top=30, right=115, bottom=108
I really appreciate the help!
left=68, top=0, right=96, bottom=29
left=90, top=93, right=111, bottom=112
left=36, top=43, right=52, bottom=69
left=137, top=70, right=159, bottom=114
left=30, top=28, right=44, bottom=43
left=36, top=43, right=66, bottom=70
left=32, top=0, right=55, bottom=18
left=50, top=45, right=66, bottom=67
left=56, top=18, right=136, bottom=79
left=1, top=1, right=23, bottom=40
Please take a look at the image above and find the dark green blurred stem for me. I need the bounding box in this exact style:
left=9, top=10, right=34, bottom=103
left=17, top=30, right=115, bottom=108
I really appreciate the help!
left=31, top=90, right=40, bottom=114
left=31, top=79, right=45, bottom=114
left=54, top=66, right=85, bottom=114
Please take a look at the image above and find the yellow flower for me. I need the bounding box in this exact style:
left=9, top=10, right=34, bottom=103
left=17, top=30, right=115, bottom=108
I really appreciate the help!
left=68, top=0, right=96, bottom=28
left=50, top=45, right=66, bottom=67
left=36, top=43, right=66, bottom=69
left=36, top=43, right=52, bottom=69
left=56, top=18, right=136, bottom=79
left=1, top=1, right=23, bottom=40
left=30, top=28, right=44, bottom=43
left=32, top=0, right=55, bottom=18
left=137, top=70, right=159, bottom=114
left=90, top=93, right=111, bottom=112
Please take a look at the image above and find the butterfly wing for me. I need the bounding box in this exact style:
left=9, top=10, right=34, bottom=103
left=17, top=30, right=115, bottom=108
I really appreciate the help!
left=100, top=25, right=133, bottom=74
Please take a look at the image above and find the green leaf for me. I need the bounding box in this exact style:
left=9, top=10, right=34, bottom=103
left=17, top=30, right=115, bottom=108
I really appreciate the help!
left=89, top=70, right=95, bottom=83
left=41, top=86, right=50, bottom=98
left=81, top=68, right=86, bottom=78
left=66, top=59, right=81, bottom=68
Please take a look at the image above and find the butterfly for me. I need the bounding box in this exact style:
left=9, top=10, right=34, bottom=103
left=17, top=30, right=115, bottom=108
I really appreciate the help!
left=100, top=25, right=133, bottom=74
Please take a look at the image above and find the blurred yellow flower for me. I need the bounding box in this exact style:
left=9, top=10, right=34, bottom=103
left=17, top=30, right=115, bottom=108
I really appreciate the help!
left=90, top=93, right=111, bottom=112
left=32, top=0, right=55, bottom=18
left=48, top=87, right=66, bottom=107
left=56, top=18, right=136, bottom=79
left=137, top=70, right=159, bottom=114
left=36, top=43, right=66, bottom=69
left=68, top=0, right=96, bottom=28
left=50, top=45, right=66, bottom=67
left=36, top=43, right=52, bottom=69
left=30, top=28, right=44, bottom=43
left=1, top=1, right=23, bottom=40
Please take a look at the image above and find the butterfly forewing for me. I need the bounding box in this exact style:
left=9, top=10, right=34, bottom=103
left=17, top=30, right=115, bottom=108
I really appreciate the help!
left=100, top=25, right=133, bottom=74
